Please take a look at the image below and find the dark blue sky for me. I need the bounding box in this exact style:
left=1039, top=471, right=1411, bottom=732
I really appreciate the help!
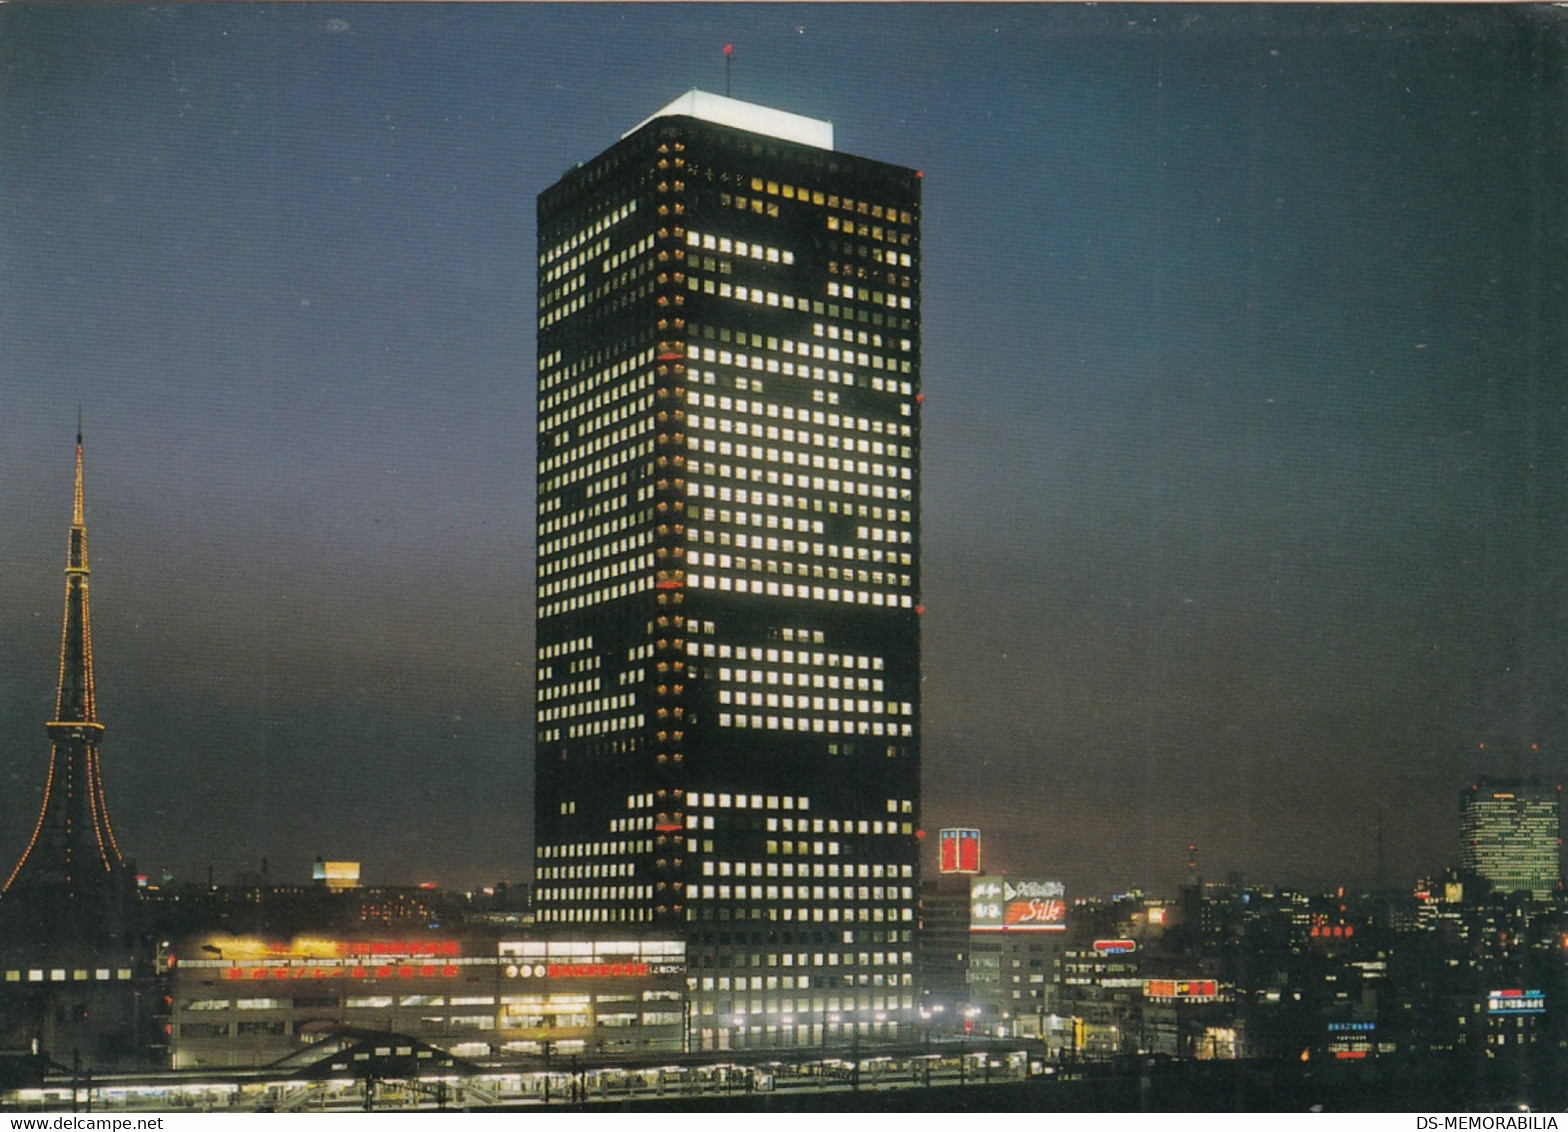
left=2, top=5, right=1565, bottom=895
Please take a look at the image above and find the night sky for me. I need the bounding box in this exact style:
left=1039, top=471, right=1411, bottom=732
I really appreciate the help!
left=2, top=5, right=1566, bottom=897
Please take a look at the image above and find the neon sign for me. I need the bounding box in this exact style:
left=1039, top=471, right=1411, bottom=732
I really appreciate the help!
left=939, top=829, right=981, bottom=874
left=1145, top=979, right=1219, bottom=1002
left=547, top=963, right=649, bottom=979
left=970, top=877, right=1067, bottom=932
left=223, top=964, right=461, bottom=981
left=1487, top=989, right=1545, bottom=1014
left=193, top=937, right=461, bottom=962
left=1093, top=939, right=1136, bottom=955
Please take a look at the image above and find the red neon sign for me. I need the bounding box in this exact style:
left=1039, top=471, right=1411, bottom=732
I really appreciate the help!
left=1004, top=898, right=1065, bottom=928
left=1146, top=979, right=1218, bottom=1000
left=546, top=962, right=649, bottom=979
left=939, top=829, right=981, bottom=874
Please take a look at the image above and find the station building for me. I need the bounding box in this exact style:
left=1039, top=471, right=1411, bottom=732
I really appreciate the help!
left=167, top=931, right=686, bottom=1069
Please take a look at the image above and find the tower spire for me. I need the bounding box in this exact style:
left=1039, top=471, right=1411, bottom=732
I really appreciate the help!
left=76, top=405, right=84, bottom=523
left=3, top=428, right=122, bottom=899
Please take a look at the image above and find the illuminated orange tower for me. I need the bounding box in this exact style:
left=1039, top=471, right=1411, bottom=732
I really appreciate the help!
left=3, top=428, right=124, bottom=905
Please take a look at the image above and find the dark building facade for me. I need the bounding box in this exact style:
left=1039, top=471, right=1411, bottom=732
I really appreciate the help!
left=917, top=876, right=973, bottom=1016
left=533, top=91, right=921, bottom=1049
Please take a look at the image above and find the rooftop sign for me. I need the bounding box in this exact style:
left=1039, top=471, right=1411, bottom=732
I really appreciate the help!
left=970, top=877, right=1067, bottom=932
left=1487, top=989, right=1546, bottom=1014
left=939, top=828, right=981, bottom=874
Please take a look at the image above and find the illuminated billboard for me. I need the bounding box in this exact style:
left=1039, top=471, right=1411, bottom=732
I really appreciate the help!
left=192, top=935, right=460, bottom=962
left=970, top=877, right=1066, bottom=932
left=939, top=828, right=982, bottom=874
left=1328, top=1020, right=1375, bottom=1060
left=1093, top=939, right=1137, bottom=955
left=312, top=860, right=361, bottom=891
left=1145, top=979, right=1221, bottom=1003
left=183, top=934, right=468, bottom=983
left=1487, top=989, right=1546, bottom=1014
left=504, top=962, right=651, bottom=980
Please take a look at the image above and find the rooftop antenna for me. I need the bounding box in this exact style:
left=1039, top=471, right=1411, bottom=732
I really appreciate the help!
left=724, top=43, right=733, bottom=98
left=77, top=404, right=82, bottom=446
left=1375, top=803, right=1387, bottom=893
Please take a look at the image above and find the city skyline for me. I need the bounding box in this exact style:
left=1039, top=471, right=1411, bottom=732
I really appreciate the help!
left=2, top=5, right=1566, bottom=897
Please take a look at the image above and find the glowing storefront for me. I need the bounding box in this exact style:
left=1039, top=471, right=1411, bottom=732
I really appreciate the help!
left=168, top=933, right=686, bottom=1069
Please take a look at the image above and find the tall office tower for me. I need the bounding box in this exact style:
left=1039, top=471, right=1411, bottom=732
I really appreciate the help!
left=4, top=431, right=128, bottom=933
left=534, top=91, right=921, bottom=1049
left=1460, top=778, right=1561, bottom=900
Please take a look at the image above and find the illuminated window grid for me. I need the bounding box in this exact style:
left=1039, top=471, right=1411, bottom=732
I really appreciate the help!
left=537, top=205, right=653, bottom=330
left=680, top=793, right=918, bottom=931
left=1460, top=787, right=1561, bottom=899
left=684, top=634, right=918, bottom=736
left=539, top=199, right=641, bottom=268
left=679, top=308, right=916, bottom=373
left=536, top=340, right=662, bottom=623
left=538, top=364, right=653, bottom=436
left=679, top=391, right=916, bottom=611
left=533, top=823, right=658, bottom=923
left=539, top=234, right=657, bottom=322
left=683, top=441, right=913, bottom=510
left=535, top=634, right=644, bottom=742
left=684, top=273, right=916, bottom=317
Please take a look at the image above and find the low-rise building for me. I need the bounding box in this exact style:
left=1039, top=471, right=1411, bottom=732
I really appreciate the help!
left=168, top=930, right=686, bottom=1069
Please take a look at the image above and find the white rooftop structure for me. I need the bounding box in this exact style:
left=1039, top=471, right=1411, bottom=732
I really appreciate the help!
left=623, top=89, right=834, bottom=151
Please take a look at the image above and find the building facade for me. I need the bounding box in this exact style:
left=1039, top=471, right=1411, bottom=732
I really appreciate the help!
left=168, top=932, right=687, bottom=1069
left=1460, top=778, right=1561, bottom=901
left=533, top=91, right=921, bottom=1049
left=917, top=876, right=973, bottom=1017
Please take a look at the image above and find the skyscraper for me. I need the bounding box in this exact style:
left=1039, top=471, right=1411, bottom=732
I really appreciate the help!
left=3, top=430, right=129, bottom=934
left=1460, top=778, right=1561, bottom=901
left=533, top=91, right=921, bottom=1048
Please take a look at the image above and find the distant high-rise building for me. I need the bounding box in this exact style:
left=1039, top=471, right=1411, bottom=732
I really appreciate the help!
left=3, top=430, right=130, bottom=935
left=533, top=90, right=921, bottom=1048
left=1460, top=778, right=1561, bottom=900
